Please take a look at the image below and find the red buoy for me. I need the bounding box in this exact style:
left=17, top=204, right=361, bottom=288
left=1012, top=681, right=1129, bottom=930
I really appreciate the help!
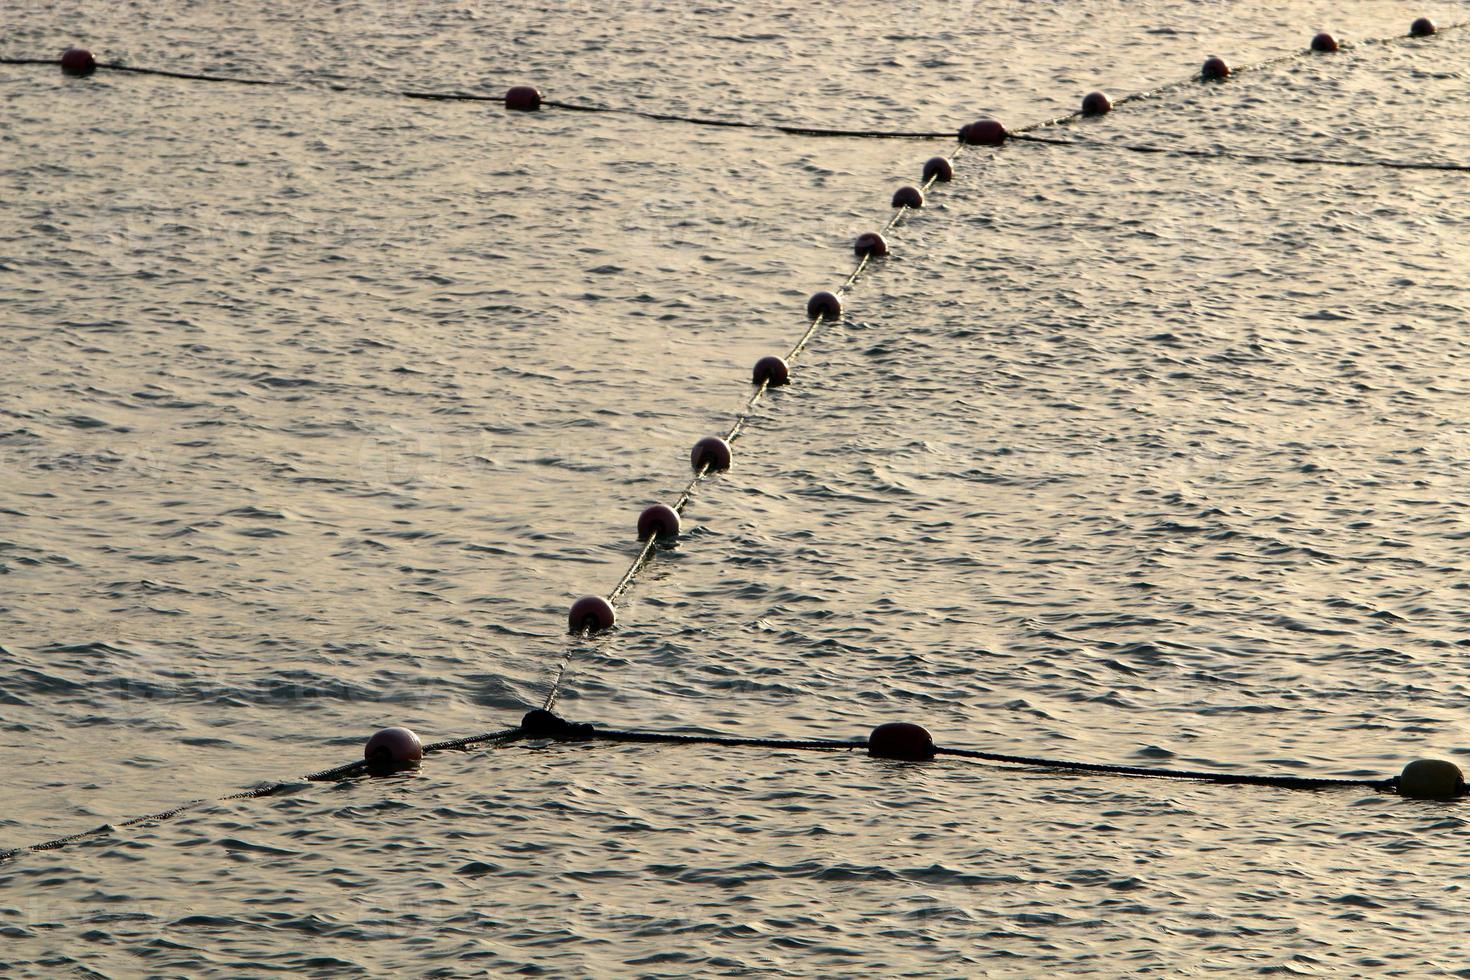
left=1201, top=56, right=1231, bottom=80
left=60, top=48, right=96, bottom=77
left=922, top=156, right=954, bottom=183
left=568, top=595, right=616, bottom=633
left=690, top=436, right=732, bottom=473
left=959, top=119, right=1006, bottom=146
left=1311, top=32, right=1339, bottom=52
left=1081, top=91, right=1112, bottom=115
left=1410, top=17, right=1436, bottom=37
left=637, top=503, right=681, bottom=541
left=752, top=355, right=790, bottom=387
left=868, top=722, right=936, bottom=761
left=854, top=232, right=889, bottom=258
left=807, top=290, right=842, bottom=321
left=364, top=726, right=424, bottom=774
left=505, top=85, right=542, bottom=111
left=891, top=186, right=924, bottom=210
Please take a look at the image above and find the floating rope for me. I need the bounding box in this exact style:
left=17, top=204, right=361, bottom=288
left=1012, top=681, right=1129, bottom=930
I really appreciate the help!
left=1, top=17, right=1462, bottom=154
left=0, top=712, right=1425, bottom=865
left=1011, top=131, right=1470, bottom=173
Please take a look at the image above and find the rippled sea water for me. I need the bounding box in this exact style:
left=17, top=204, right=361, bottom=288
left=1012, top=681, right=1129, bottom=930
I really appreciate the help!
left=4, top=0, right=1470, bottom=974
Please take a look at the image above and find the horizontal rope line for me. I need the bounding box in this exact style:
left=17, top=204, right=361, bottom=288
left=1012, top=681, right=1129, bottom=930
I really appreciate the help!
left=4, top=20, right=1459, bottom=146
left=547, top=724, right=1396, bottom=791
left=0, top=714, right=1418, bottom=865
left=1011, top=131, right=1470, bottom=173
left=933, top=747, right=1395, bottom=791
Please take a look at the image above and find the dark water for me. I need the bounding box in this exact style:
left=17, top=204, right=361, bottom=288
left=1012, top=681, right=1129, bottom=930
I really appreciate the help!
left=3, top=0, right=1470, bottom=974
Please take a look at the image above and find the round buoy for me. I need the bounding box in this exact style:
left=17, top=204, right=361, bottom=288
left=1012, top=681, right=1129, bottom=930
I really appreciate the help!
left=1311, top=32, right=1339, bottom=52
left=1201, top=56, right=1231, bottom=80
left=505, top=85, right=542, bottom=111
left=891, top=186, right=924, bottom=210
left=868, top=722, right=936, bottom=761
left=690, top=436, right=732, bottom=473
left=60, top=48, right=96, bottom=77
left=364, top=726, right=423, bottom=774
left=1081, top=91, right=1112, bottom=116
left=637, top=503, right=681, bottom=541
left=1410, top=17, right=1436, bottom=37
left=922, top=156, right=954, bottom=183
left=854, top=232, right=889, bottom=258
left=752, top=354, right=790, bottom=387
left=959, top=119, right=1006, bottom=146
left=521, top=708, right=567, bottom=734
left=1399, top=759, right=1466, bottom=800
left=807, top=290, right=842, bottom=321
left=568, top=594, right=616, bottom=633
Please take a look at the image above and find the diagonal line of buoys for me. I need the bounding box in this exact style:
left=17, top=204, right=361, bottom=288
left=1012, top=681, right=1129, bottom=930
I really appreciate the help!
left=3, top=19, right=1468, bottom=868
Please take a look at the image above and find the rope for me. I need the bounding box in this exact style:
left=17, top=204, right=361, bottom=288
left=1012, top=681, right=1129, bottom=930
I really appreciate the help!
left=1011, top=131, right=1470, bottom=173
left=534, top=722, right=1396, bottom=791
left=0, top=18, right=1459, bottom=154
left=0, top=711, right=1426, bottom=865
left=933, top=747, right=1396, bottom=792
left=0, top=727, right=529, bottom=864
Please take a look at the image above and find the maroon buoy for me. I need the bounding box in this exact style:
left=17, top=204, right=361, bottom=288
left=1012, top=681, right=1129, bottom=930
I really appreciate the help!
left=568, top=594, right=615, bottom=633
left=1410, top=17, right=1436, bottom=37
left=637, top=503, right=681, bottom=541
left=60, top=48, right=96, bottom=77
left=868, top=722, right=936, bottom=761
left=891, top=186, right=924, bottom=210
left=854, top=231, right=889, bottom=258
left=364, top=726, right=423, bottom=774
left=807, top=290, right=842, bottom=321
left=959, top=119, right=1006, bottom=146
left=505, top=85, right=542, bottom=111
left=922, top=156, right=954, bottom=183
left=1201, top=56, right=1231, bottom=80
left=690, top=436, right=732, bottom=473
left=752, top=355, right=790, bottom=387
left=1081, top=91, right=1112, bottom=116
left=1311, top=32, right=1339, bottom=52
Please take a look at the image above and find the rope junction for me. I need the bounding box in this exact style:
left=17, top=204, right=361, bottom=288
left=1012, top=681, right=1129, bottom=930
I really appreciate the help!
left=2, top=18, right=1466, bottom=865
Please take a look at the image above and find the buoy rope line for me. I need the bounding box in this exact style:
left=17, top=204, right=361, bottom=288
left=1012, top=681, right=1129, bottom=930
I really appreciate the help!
left=5, top=18, right=1468, bottom=865
left=2, top=16, right=1464, bottom=169
left=0, top=710, right=1428, bottom=865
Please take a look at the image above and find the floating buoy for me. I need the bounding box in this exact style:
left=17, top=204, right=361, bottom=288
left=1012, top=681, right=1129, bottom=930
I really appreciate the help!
left=1201, top=56, right=1231, bottom=80
left=1410, top=17, right=1436, bottom=37
left=868, top=722, right=936, bottom=761
left=568, top=594, right=616, bottom=633
left=959, top=119, right=1006, bottom=146
left=60, top=48, right=96, bottom=77
left=1399, top=759, right=1466, bottom=800
left=891, top=186, right=924, bottom=209
left=1081, top=91, right=1112, bottom=115
left=1311, top=32, right=1339, bottom=52
left=807, top=290, right=842, bottom=321
left=854, top=231, right=889, bottom=257
left=752, top=354, right=790, bottom=387
left=690, top=435, right=732, bottom=473
left=521, top=708, right=567, bottom=734
left=505, top=85, right=542, bottom=111
left=364, top=726, right=423, bottom=774
left=922, top=156, right=954, bottom=183
left=637, top=503, right=681, bottom=541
